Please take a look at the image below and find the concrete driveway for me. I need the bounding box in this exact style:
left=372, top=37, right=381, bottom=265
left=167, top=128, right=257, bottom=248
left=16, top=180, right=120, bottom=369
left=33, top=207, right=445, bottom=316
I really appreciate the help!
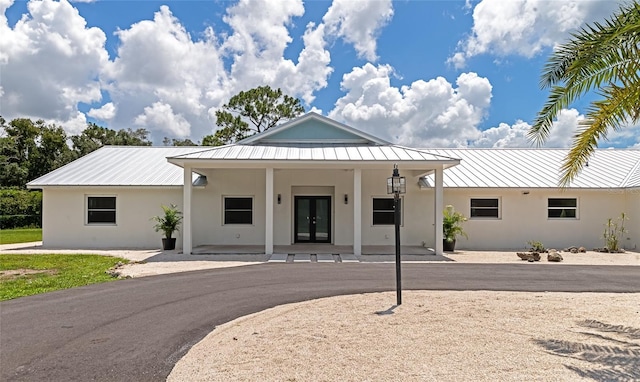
left=2, top=262, right=640, bottom=381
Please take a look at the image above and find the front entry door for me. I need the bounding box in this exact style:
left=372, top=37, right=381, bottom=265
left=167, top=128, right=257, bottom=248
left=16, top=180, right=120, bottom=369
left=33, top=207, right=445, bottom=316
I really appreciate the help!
left=294, top=196, right=331, bottom=243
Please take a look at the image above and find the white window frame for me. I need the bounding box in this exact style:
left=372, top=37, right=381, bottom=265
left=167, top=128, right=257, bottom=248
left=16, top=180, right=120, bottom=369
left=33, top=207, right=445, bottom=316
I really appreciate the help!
left=470, top=197, right=501, bottom=219
left=547, top=197, right=578, bottom=219
left=222, top=196, right=254, bottom=225
left=86, top=195, right=117, bottom=225
left=371, top=196, right=404, bottom=226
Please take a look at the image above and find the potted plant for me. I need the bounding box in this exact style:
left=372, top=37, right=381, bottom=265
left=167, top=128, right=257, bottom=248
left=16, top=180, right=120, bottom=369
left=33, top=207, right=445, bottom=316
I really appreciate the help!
left=152, top=204, right=183, bottom=250
left=443, top=205, right=467, bottom=252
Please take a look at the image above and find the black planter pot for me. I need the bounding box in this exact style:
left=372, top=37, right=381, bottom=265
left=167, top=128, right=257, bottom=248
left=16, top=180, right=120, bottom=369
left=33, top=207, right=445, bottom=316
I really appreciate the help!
left=443, top=239, right=456, bottom=252
left=162, top=238, right=176, bottom=251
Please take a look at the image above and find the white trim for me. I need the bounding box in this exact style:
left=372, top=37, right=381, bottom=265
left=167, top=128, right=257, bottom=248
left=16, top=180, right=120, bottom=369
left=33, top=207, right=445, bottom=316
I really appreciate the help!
left=469, top=197, right=501, bottom=220
left=547, top=197, right=579, bottom=220
left=238, top=112, right=391, bottom=146
left=435, top=166, right=444, bottom=255
left=85, top=194, right=117, bottom=226
left=183, top=165, right=192, bottom=255
left=222, top=196, right=254, bottom=225
left=353, top=169, right=362, bottom=256
left=265, top=168, right=274, bottom=255
left=371, top=196, right=404, bottom=227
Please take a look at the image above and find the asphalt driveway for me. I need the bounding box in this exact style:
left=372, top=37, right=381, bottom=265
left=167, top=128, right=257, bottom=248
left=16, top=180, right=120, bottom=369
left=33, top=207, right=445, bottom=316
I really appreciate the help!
left=2, top=263, right=640, bottom=381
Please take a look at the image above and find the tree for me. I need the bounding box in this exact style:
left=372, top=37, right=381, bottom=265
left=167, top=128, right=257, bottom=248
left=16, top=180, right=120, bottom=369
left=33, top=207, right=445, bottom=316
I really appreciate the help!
left=71, top=123, right=151, bottom=157
left=0, top=117, right=72, bottom=187
left=162, top=137, right=199, bottom=146
left=529, top=1, right=640, bottom=186
left=202, top=85, right=305, bottom=146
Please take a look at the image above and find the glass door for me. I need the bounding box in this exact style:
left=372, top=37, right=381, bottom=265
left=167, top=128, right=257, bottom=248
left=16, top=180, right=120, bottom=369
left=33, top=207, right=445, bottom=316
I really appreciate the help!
left=294, top=196, right=331, bottom=243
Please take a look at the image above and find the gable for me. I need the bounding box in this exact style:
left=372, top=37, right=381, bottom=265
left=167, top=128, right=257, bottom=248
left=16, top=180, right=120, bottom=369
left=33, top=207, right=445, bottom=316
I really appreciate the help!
left=239, top=112, right=389, bottom=146
left=262, top=119, right=367, bottom=142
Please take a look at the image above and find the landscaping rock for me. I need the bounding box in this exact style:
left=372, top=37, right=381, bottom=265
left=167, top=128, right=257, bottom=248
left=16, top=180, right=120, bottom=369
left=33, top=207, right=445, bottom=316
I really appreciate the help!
left=578, top=247, right=586, bottom=253
left=547, top=252, right=563, bottom=262
left=517, top=252, right=541, bottom=261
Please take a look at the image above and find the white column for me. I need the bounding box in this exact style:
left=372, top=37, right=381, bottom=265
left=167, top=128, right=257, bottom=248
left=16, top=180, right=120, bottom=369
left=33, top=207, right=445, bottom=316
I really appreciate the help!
left=353, top=168, right=362, bottom=256
left=183, top=165, right=192, bottom=255
left=265, top=168, right=274, bottom=255
left=434, top=166, right=444, bottom=255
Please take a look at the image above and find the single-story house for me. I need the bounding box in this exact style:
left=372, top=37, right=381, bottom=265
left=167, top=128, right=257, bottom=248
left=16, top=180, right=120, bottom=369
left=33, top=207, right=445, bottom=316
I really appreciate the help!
left=27, top=112, right=640, bottom=254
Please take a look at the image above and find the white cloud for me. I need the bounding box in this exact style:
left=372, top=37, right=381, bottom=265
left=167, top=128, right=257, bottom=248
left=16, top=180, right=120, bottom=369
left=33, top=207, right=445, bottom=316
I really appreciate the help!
left=470, top=108, right=582, bottom=148
left=100, top=1, right=334, bottom=140
left=134, top=102, right=190, bottom=137
left=449, top=0, right=619, bottom=68
left=2, top=0, right=336, bottom=141
left=322, top=0, right=393, bottom=61
left=221, top=0, right=332, bottom=105
left=0, top=0, right=107, bottom=128
left=87, top=102, right=116, bottom=121
left=329, top=64, right=492, bottom=147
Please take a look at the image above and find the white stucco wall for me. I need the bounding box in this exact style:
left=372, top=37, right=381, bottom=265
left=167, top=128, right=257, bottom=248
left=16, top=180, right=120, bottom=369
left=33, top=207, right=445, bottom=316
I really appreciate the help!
left=191, top=169, right=266, bottom=246
left=442, top=188, right=630, bottom=250
left=42, top=187, right=183, bottom=249
left=40, top=175, right=635, bottom=251
left=361, top=170, right=435, bottom=247
left=625, top=190, right=640, bottom=251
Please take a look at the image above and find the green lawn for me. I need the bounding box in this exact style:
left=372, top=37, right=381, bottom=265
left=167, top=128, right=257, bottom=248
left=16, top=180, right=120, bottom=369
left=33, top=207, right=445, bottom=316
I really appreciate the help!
left=0, top=228, right=42, bottom=244
left=0, top=254, right=128, bottom=301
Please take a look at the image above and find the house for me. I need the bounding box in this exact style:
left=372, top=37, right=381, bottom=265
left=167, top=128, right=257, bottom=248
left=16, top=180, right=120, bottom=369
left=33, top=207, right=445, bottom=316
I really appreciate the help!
left=27, top=113, right=640, bottom=254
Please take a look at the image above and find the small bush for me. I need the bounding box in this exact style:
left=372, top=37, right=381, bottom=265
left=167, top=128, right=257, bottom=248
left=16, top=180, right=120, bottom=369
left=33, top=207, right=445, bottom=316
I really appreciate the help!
left=527, top=240, right=546, bottom=252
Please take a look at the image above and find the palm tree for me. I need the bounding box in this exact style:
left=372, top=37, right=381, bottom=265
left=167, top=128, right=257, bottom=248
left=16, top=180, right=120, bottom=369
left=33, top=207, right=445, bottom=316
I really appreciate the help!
left=529, top=1, right=640, bottom=186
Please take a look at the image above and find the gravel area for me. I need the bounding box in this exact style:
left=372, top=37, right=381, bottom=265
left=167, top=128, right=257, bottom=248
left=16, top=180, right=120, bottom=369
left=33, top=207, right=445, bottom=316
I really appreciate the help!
left=169, top=291, right=640, bottom=382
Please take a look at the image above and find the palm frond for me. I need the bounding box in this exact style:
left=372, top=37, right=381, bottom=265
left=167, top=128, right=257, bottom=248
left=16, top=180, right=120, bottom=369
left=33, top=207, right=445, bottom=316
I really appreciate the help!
left=559, top=83, right=640, bottom=186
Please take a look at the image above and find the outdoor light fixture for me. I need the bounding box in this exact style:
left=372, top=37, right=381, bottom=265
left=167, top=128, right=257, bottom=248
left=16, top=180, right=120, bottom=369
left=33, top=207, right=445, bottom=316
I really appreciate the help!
left=387, top=164, right=406, bottom=305
left=344, top=194, right=348, bottom=204
left=277, top=194, right=281, bottom=204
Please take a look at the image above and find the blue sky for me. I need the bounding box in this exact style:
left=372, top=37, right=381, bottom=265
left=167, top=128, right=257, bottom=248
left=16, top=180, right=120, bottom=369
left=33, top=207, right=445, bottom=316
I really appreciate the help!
left=1, top=0, right=637, bottom=148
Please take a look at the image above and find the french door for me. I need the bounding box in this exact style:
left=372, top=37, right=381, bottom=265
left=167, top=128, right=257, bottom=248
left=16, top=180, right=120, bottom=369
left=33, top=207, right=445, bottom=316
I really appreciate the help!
left=294, top=196, right=331, bottom=243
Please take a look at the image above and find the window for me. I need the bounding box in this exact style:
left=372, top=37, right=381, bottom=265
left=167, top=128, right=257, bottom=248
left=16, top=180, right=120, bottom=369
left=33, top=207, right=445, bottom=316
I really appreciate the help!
left=372, top=198, right=401, bottom=225
left=470, top=198, right=500, bottom=218
left=87, top=196, right=116, bottom=224
left=548, top=198, right=577, bottom=218
left=224, top=197, right=253, bottom=224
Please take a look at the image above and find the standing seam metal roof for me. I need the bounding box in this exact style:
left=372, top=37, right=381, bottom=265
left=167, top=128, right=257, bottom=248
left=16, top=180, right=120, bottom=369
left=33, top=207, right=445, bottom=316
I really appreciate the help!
left=167, top=144, right=458, bottom=162
left=421, top=148, right=640, bottom=188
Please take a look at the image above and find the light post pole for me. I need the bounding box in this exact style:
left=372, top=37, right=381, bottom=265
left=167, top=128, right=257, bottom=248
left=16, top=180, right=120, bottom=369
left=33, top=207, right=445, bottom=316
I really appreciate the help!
left=387, top=164, right=406, bottom=305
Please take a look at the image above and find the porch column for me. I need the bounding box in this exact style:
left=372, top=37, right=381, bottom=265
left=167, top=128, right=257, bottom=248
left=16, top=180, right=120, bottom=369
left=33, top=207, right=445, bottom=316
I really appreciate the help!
left=353, top=168, right=362, bottom=256
left=183, top=165, right=192, bottom=255
left=265, top=167, right=274, bottom=255
left=434, top=166, right=444, bottom=255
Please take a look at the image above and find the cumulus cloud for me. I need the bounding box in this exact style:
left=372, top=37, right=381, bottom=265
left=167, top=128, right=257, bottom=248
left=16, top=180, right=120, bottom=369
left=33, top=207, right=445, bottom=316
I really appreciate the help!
left=87, top=102, right=116, bottom=121
left=322, top=0, right=393, bottom=61
left=471, top=109, right=581, bottom=148
left=449, top=0, right=619, bottom=68
left=134, top=102, right=190, bottom=137
left=0, top=0, right=108, bottom=128
left=329, top=64, right=492, bottom=147
left=1, top=0, right=335, bottom=141
left=221, top=0, right=332, bottom=105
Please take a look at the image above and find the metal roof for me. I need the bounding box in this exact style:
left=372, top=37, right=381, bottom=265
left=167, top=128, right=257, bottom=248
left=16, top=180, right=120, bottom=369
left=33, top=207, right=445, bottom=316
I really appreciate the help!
left=168, top=144, right=457, bottom=163
left=26, top=146, right=640, bottom=189
left=420, top=148, right=640, bottom=189
left=27, top=146, right=203, bottom=187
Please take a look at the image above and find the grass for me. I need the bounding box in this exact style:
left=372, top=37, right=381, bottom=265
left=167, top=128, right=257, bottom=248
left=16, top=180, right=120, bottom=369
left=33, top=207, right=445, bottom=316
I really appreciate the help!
left=0, top=228, right=42, bottom=244
left=0, top=254, right=128, bottom=301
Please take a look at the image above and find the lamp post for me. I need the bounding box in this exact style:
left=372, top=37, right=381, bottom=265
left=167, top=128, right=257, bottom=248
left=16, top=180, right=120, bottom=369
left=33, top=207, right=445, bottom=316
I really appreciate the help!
left=387, top=164, right=406, bottom=305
